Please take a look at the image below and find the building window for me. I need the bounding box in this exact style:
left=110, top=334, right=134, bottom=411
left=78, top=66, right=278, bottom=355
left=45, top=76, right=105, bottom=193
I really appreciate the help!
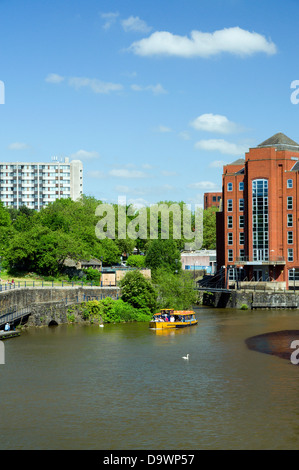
left=213, top=196, right=216, bottom=202
left=288, top=248, right=294, bottom=262
left=239, top=249, right=245, bottom=259
left=227, top=216, right=233, bottom=229
left=227, top=199, right=233, bottom=212
left=239, top=215, right=244, bottom=228
left=227, top=182, right=233, bottom=191
left=289, top=269, right=299, bottom=281
left=239, top=182, right=244, bottom=191
left=252, top=179, right=269, bottom=261
left=287, top=179, right=293, bottom=188
left=239, top=232, right=245, bottom=245
left=288, top=214, right=293, bottom=227
left=288, top=231, right=293, bottom=244
left=228, top=249, right=233, bottom=262
left=228, top=233, right=233, bottom=245
left=287, top=196, right=293, bottom=210
left=239, top=199, right=244, bottom=211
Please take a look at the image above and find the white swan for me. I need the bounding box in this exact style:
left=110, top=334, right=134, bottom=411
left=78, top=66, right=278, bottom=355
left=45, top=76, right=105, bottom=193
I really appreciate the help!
left=99, top=324, right=104, bottom=328
left=182, top=354, right=189, bottom=360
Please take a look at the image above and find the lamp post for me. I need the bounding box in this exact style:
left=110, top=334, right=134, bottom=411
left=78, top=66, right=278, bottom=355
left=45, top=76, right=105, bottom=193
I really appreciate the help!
left=222, top=265, right=226, bottom=289
left=293, top=267, right=295, bottom=292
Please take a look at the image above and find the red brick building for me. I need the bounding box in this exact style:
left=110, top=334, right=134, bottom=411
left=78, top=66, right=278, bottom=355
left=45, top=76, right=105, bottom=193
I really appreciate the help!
left=204, top=192, right=222, bottom=210
left=216, top=132, right=299, bottom=289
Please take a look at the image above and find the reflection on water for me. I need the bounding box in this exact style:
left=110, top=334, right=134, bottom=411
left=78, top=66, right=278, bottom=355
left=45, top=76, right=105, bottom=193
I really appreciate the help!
left=2, top=308, right=299, bottom=450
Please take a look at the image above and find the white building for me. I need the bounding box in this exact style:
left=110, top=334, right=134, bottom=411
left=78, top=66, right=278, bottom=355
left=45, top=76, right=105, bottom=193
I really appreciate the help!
left=0, top=157, right=83, bottom=210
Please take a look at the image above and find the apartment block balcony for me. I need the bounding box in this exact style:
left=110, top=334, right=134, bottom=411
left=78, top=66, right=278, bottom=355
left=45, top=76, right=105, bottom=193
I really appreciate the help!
left=235, top=256, right=286, bottom=266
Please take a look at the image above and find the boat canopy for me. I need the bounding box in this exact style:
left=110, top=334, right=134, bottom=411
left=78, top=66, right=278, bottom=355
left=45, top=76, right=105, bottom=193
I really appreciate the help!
left=153, top=310, right=195, bottom=316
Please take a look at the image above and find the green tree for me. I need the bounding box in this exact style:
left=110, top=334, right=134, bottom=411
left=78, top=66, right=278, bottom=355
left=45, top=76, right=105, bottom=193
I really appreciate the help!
left=126, top=255, right=146, bottom=268
left=120, top=270, right=157, bottom=314
left=154, top=269, right=197, bottom=310
left=145, top=239, right=181, bottom=274
left=202, top=206, right=218, bottom=249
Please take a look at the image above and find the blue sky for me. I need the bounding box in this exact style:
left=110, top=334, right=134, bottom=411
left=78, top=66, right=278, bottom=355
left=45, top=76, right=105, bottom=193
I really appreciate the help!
left=1, top=0, right=299, bottom=207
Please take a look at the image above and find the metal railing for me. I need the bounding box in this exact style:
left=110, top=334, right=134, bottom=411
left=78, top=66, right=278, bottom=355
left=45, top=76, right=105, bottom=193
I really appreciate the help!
left=0, top=280, right=119, bottom=291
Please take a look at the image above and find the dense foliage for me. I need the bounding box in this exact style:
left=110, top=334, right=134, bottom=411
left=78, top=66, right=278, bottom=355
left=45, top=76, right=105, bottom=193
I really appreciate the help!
left=119, top=270, right=157, bottom=314
left=73, top=298, right=151, bottom=324
left=153, top=269, right=198, bottom=310
left=0, top=196, right=215, bottom=277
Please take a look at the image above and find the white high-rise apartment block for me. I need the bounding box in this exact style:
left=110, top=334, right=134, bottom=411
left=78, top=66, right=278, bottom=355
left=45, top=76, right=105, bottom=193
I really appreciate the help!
left=0, top=157, right=83, bottom=210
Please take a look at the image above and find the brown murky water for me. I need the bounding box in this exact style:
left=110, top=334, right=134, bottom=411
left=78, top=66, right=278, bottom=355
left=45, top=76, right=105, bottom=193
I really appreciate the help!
left=1, top=307, right=299, bottom=450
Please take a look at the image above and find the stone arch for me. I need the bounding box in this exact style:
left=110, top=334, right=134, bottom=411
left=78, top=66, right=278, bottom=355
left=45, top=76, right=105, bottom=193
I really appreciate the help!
left=48, top=320, right=59, bottom=327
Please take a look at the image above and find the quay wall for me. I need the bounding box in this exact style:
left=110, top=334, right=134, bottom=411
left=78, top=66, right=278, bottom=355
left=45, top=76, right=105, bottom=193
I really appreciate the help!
left=0, top=286, right=121, bottom=327
left=201, top=290, right=299, bottom=309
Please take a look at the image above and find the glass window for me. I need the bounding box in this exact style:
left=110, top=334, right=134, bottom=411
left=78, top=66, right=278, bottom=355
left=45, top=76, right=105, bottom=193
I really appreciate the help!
left=288, top=231, right=293, bottom=244
left=227, top=216, right=233, bottom=229
left=239, top=249, right=245, bottom=259
left=288, top=248, right=294, bottom=262
left=228, top=233, right=233, bottom=245
left=228, top=249, right=233, bottom=262
left=252, top=179, right=269, bottom=261
left=212, top=196, right=216, bottom=201
left=239, top=215, right=244, bottom=228
left=287, top=179, right=293, bottom=188
left=288, top=214, right=293, bottom=227
left=239, top=232, right=245, bottom=245
left=289, top=269, right=299, bottom=281
left=288, top=196, right=293, bottom=210
left=239, top=199, right=244, bottom=211
left=239, top=182, right=244, bottom=191
left=227, top=199, right=233, bottom=212
left=227, top=182, right=233, bottom=192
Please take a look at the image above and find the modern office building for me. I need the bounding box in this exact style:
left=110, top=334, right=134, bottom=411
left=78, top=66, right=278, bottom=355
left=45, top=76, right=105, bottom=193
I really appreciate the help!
left=216, top=132, right=299, bottom=289
left=204, top=192, right=222, bottom=210
left=0, top=157, right=83, bottom=210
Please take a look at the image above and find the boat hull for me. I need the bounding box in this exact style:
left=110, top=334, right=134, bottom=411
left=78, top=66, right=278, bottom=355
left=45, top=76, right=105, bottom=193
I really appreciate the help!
left=149, top=320, right=198, bottom=329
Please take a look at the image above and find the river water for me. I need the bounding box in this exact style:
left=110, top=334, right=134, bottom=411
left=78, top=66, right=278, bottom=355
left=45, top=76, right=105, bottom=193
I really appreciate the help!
left=1, top=306, right=299, bottom=450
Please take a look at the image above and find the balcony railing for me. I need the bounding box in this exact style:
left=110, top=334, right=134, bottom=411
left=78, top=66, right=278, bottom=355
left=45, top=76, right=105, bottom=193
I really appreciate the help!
left=235, top=256, right=285, bottom=265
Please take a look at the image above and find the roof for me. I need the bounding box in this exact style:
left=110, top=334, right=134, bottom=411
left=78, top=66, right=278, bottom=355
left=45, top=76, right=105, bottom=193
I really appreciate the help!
left=291, top=161, right=299, bottom=172
left=257, top=132, right=299, bottom=151
left=227, top=158, right=245, bottom=165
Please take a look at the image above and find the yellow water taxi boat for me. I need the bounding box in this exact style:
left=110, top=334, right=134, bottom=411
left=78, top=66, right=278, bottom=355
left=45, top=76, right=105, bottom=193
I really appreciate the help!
left=149, top=309, right=198, bottom=329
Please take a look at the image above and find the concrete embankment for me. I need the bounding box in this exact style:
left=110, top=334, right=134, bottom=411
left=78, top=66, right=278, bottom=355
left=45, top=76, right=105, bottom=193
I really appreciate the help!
left=200, top=290, right=299, bottom=309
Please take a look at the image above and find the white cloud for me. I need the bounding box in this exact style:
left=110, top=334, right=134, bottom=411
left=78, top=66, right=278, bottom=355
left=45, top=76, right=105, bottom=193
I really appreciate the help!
left=8, top=142, right=30, bottom=150
left=127, top=198, right=150, bottom=209
left=70, top=150, right=100, bottom=160
left=100, top=11, right=119, bottom=30
left=156, top=125, right=172, bottom=133
left=195, top=139, right=248, bottom=155
left=109, top=169, right=148, bottom=178
left=190, top=113, right=240, bottom=134
left=209, top=160, right=228, bottom=168
left=161, top=170, right=177, bottom=176
left=129, top=26, right=277, bottom=58
left=131, top=83, right=167, bottom=95
left=188, top=181, right=219, bottom=190
left=178, top=131, right=191, bottom=140
left=87, top=170, right=105, bottom=178
left=68, top=77, right=123, bottom=94
left=121, top=16, right=152, bottom=33
left=45, top=73, right=65, bottom=84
